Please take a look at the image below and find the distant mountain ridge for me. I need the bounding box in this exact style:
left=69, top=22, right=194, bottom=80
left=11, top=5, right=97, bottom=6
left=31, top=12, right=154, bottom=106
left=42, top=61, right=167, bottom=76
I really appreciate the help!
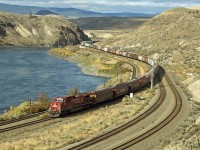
left=36, top=10, right=58, bottom=16
left=0, top=3, right=155, bottom=18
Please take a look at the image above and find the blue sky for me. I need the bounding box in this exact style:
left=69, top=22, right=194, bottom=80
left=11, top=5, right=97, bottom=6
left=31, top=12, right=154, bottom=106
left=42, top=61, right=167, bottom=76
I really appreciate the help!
left=0, top=0, right=200, bottom=13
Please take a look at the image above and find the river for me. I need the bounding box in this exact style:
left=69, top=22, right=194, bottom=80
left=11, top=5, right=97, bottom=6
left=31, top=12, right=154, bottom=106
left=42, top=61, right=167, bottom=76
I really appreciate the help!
left=0, top=47, right=107, bottom=113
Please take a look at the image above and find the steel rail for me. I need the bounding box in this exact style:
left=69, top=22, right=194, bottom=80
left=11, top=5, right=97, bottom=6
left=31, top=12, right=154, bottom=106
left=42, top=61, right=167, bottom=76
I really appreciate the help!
left=0, top=111, right=46, bottom=126
left=112, top=72, right=182, bottom=150
left=0, top=117, right=52, bottom=133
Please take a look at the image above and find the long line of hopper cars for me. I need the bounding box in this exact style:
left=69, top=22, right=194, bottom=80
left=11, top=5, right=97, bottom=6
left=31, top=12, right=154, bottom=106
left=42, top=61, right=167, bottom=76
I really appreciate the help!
left=49, top=41, right=159, bottom=117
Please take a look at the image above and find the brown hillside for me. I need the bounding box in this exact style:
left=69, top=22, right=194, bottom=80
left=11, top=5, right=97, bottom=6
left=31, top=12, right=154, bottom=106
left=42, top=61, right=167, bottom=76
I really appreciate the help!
left=0, top=12, right=89, bottom=47
left=101, top=7, right=200, bottom=85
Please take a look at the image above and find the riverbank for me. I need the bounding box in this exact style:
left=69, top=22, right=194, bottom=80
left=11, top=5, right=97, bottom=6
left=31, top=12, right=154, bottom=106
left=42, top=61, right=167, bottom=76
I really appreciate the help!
left=0, top=93, right=49, bottom=121
left=49, top=45, right=150, bottom=89
left=49, top=46, right=130, bottom=89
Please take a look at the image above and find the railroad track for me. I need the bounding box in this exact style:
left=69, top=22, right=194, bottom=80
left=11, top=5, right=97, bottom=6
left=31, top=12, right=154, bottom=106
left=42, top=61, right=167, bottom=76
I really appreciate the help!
left=86, top=47, right=141, bottom=78
left=112, top=71, right=182, bottom=150
left=67, top=70, right=167, bottom=150
left=0, top=111, right=46, bottom=126
left=0, top=116, right=53, bottom=133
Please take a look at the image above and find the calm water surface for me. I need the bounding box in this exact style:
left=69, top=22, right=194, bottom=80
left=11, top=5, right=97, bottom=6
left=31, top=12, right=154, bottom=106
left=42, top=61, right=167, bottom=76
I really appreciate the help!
left=0, top=47, right=107, bottom=113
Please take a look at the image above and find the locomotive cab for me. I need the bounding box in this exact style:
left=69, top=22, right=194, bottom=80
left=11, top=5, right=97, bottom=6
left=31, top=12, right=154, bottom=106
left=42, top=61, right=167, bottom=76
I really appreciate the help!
left=49, top=97, right=64, bottom=117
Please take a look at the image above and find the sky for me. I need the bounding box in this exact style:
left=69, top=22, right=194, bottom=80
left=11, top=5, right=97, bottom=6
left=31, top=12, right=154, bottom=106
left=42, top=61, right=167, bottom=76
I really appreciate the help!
left=0, top=0, right=200, bottom=13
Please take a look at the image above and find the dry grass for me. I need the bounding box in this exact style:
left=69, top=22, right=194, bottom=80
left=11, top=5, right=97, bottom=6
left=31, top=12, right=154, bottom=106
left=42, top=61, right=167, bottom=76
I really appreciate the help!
left=0, top=88, right=155, bottom=150
left=156, top=100, right=200, bottom=150
left=49, top=47, right=76, bottom=58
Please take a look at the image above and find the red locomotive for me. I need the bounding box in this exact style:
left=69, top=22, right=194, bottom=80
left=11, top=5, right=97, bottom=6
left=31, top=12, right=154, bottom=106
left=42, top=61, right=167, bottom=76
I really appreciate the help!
left=50, top=92, right=96, bottom=117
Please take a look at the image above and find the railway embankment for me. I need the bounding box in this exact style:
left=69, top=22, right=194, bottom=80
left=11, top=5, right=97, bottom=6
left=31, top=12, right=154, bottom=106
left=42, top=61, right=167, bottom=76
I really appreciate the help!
left=155, top=67, right=199, bottom=150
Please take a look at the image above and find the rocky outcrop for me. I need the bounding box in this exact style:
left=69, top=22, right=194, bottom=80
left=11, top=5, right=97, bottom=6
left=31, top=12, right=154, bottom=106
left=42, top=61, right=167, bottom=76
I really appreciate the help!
left=0, top=12, right=90, bottom=47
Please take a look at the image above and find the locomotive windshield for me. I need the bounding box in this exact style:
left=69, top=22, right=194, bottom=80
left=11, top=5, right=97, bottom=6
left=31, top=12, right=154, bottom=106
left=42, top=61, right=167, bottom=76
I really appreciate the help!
left=54, top=97, right=63, bottom=102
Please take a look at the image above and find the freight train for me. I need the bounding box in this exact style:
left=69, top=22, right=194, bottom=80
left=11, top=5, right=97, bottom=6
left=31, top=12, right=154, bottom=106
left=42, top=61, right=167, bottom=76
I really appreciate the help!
left=49, top=41, right=159, bottom=117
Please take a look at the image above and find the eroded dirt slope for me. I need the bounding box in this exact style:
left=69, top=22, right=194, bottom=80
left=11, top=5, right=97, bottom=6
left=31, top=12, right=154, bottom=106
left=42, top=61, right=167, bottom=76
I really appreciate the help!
left=0, top=12, right=89, bottom=47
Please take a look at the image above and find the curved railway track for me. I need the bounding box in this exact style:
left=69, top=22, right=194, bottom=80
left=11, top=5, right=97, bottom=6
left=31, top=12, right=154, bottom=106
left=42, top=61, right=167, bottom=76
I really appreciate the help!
left=67, top=71, right=167, bottom=150
left=112, top=72, right=182, bottom=149
left=0, top=111, right=46, bottom=126
left=0, top=116, right=53, bottom=133
left=96, top=47, right=140, bottom=78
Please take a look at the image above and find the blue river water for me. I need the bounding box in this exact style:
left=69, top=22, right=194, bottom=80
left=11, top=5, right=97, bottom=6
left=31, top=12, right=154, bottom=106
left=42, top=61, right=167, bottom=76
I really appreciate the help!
left=0, top=47, right=107, bottom=113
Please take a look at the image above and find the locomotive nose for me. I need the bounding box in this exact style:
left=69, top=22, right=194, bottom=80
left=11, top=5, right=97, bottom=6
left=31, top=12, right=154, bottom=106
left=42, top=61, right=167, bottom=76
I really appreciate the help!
left=50, top=102, right=61, bottom=111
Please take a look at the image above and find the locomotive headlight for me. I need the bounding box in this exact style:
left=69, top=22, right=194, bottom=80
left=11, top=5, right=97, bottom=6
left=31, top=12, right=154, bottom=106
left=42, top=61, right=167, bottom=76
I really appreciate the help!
left=53, top=104, right=57, bottom=107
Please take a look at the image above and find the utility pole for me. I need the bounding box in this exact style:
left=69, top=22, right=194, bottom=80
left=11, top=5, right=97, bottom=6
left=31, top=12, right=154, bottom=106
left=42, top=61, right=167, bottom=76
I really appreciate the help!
left=150, top=71, right=154, bottom=88
left=117, top=68, right=119, bottom=82
left=30, top=98, right=32, bottom=107
left=115, top=65, right=118, bottom=83
left=130, top=66, right=133, bottom=80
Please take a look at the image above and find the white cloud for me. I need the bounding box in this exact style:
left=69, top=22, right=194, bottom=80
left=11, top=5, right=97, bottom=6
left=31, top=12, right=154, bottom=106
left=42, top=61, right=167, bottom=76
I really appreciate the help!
left=0, top=0, right=200, bottom=13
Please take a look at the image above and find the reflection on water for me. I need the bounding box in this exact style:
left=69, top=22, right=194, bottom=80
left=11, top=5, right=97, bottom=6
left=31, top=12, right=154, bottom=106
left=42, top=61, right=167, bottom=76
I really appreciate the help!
left=0, top=47, right=107, bottom=113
